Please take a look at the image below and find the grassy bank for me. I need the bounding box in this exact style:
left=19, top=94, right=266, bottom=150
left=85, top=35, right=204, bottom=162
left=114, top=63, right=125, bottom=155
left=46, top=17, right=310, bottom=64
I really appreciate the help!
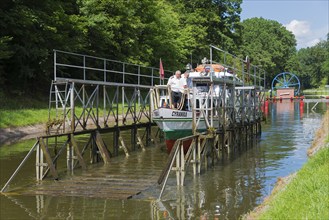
left=257, top=147, right=329, bottom=219
left=0, top=92, right=146, bottom=129
left=0, top=109, right=50, bottom=128
left=303, top=88, right=329, bottom=95
left=0, top=92, right=49, bottom=129
left=246, top=111, right=329, bottom=219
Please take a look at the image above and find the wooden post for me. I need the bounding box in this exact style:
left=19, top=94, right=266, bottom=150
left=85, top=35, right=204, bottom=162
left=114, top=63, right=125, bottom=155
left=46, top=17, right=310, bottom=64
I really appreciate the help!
left=180, top=142, right=185, bottom=185
left=131, top=126, right=137, bottom=151
left=36, top=143, right=41, bottom=181
left=113, top=127, right=119, bottom=156
left=175, top=141, right=181, bottom=186
left=70, top=82, right=75, bottom=132
left=193, top=137, right=197, bottom=175
left=90, top=133, right=98, bottom=164
left=67, top=138, right=74, bottom=171
left=146, top=123, right=151, bottom=147
left=197, top=137, right=201, bottom=174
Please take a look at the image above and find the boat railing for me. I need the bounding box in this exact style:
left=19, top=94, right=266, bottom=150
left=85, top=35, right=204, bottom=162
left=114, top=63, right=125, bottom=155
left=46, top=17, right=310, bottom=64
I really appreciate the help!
left=209, top=45, right=266, bottom=89
left=151, top=85, right=190, bottom=111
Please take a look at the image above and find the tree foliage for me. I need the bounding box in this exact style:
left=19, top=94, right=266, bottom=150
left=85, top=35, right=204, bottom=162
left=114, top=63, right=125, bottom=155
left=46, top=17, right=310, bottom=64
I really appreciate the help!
left=0, top=0, right=244, bottom=94
left=287, top=36, right=329, bottom=88
left=0, top=0, right=83, bottom=93
left=0, top=0, right=326, bottom=95
left=240, top=18, right=297, bottom=86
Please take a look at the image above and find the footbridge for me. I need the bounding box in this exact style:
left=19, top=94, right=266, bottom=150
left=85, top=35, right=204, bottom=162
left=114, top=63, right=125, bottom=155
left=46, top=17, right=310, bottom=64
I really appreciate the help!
left=1, top=46, right=266, bottom=199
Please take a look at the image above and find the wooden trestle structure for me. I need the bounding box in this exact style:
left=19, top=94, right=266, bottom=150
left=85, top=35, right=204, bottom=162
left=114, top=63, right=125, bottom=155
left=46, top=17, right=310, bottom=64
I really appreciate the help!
left=155, top=46, right=265, bottom=197
left=1, top=47, right=266, bottom=199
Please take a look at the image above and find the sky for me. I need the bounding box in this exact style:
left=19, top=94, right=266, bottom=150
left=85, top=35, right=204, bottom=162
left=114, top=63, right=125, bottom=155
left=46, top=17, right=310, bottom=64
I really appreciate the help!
left=241, top=0, right=329, bottom=49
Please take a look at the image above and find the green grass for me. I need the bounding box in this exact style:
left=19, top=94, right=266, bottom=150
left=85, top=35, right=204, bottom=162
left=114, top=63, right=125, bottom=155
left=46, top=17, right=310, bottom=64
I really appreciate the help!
left=258, top=146, right=329, bottom=220
left=0, top=109, right=50, bottom=128
left=0, top=92, right=50, bottom=128
left=303, top=88, right=329, bottom=95
left=0, top=91, right=151, bottom=128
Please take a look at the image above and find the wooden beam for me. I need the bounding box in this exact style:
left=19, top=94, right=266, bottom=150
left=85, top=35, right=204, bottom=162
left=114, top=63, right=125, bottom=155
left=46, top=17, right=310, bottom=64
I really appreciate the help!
left=70, top=134, right=87, bottom=169
left=119, top=135, right=130, bottom=156
left=136, top=130, right=145, bottom=151
left=94, top=131, right=111, bottom=164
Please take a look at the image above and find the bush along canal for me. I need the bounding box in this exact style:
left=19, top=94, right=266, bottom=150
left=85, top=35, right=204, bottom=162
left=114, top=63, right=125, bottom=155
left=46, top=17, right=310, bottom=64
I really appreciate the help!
left=0, top=101, right=327, bottom=219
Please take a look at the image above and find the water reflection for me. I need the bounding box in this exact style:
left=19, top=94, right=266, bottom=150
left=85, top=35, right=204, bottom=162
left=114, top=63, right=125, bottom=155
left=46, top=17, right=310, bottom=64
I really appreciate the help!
left=0, top=101, right=326, bottom=219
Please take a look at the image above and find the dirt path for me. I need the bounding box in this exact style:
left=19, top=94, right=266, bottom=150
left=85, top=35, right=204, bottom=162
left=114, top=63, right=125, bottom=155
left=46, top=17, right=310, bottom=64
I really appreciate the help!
left=0, top=115, right=142, bottom=146
left=0, top=124, right=46, bottom=146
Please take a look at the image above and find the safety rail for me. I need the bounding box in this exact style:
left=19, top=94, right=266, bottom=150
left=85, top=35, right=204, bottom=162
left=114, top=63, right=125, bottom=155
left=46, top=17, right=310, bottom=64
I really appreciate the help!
left=210, top=45, right=266, bottom=88
left=54, top=50, right=172, bottom=86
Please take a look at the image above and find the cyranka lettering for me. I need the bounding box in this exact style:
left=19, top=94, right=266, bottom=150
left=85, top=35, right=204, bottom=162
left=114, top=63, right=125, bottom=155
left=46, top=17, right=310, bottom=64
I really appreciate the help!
left=172, top=111, right=187, bottom=117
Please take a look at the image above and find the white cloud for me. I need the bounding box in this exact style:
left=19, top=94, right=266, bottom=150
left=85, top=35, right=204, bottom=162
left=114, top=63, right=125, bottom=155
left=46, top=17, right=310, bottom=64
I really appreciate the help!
left=285, top=19, right=327, bottom=49
left=285, top=20, right=310, bottom=37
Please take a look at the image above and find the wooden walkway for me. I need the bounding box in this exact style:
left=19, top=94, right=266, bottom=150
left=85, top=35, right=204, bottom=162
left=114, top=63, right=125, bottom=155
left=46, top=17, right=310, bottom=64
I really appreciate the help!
left=19, top=147, right=168, bottom=199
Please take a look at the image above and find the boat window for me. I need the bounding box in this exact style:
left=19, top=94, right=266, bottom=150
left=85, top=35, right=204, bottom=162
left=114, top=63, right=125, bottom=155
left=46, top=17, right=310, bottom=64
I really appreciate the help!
left=196, top=83, right=209, bottom=93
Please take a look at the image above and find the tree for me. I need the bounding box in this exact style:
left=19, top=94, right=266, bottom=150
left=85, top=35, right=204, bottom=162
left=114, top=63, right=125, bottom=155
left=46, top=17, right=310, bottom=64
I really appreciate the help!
left=166, top=0, right=243, bottom=66
left=0, top=0, right=245, bottom=94
left=289, top=36, right=329, bottom=89
left=0, top=0, right=83, bottom=94
left=240, top=17, right=296, bottom=86
left=79, top=0, right=186, bottom=71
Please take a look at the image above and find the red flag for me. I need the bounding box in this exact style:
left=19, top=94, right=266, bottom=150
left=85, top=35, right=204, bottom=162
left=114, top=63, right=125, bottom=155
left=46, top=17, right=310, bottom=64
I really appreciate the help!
left=159, top=58, right=164, bottom=80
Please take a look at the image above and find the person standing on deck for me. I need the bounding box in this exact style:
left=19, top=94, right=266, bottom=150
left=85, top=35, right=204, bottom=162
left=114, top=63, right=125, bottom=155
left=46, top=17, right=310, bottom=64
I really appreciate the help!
left=183, top=71, right=192, bottom=89
left=181, top=71, right=192, bottom=110
left=167, top=70, right=186, bottom=108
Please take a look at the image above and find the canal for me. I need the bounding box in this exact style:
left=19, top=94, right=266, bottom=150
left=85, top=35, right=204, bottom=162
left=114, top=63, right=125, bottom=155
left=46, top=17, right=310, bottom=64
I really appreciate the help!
left=0, top=101, right=327, bottom=219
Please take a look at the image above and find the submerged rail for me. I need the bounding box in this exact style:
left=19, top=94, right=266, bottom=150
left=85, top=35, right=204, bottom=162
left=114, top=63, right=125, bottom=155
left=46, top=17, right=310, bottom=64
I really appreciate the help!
left=1, top=141, right=39, bottom=193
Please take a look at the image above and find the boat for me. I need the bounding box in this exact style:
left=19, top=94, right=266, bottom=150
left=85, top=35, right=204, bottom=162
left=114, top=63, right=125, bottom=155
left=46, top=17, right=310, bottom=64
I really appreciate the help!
left=151, top=60, right=243, bottom=153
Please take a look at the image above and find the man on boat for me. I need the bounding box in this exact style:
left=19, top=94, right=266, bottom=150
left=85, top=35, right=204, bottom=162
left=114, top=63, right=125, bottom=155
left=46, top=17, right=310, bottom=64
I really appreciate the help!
left=183, top=71, right=192, bottom=88
left=167, top=70, right=186, bottom=108
left=181, top=71, right=192, bottom=110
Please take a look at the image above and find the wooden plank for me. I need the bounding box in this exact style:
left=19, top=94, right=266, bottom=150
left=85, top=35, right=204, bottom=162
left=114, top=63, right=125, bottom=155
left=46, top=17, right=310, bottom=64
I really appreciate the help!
left=39, top=138, right=59, bottom=180
left=70, top=134, right=87, bottom=169
left=29, top=185, right=147, bottom=193
left=136, top=130, right=145, bottom=151
left=94, top=131, right=111, bottom=163
left=23, top=189, right=139, bottom=199
left=119, top=135, right=130, bottom=156
left=157, top=140, right=179, bottom=184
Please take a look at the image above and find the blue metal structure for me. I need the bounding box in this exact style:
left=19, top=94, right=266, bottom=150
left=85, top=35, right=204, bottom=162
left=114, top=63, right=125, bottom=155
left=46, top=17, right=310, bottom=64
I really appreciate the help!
left=271, top=72, right=301, bottom=95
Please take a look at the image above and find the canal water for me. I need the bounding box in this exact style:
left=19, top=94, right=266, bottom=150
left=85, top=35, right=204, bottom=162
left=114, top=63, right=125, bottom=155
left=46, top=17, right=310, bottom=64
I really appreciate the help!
left=0, top=101, right=327, bottom=219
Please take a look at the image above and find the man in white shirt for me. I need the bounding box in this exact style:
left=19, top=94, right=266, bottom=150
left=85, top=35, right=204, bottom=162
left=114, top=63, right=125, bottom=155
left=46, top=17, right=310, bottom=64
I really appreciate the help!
left=167, top=70, right=186, bottom=108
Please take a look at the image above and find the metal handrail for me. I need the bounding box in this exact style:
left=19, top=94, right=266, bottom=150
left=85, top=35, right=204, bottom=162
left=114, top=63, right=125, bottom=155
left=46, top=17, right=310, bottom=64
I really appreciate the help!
left=54, top=50, right=172, bottom=86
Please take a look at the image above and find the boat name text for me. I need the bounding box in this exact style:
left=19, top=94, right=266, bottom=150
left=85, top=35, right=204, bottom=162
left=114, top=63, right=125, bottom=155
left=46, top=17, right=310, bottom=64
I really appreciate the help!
left=172, top=111, right=187, bottom=117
